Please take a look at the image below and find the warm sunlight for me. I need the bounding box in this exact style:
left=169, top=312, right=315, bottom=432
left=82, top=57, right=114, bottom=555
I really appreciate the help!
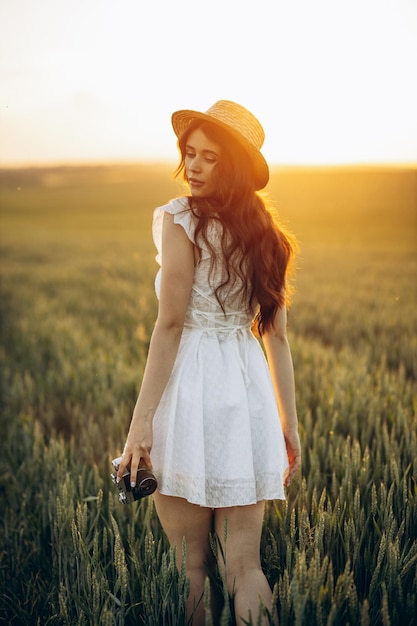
left=1, top=0, right=416, bottom=166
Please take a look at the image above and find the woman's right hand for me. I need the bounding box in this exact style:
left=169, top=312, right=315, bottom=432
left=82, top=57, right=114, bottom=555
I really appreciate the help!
left=117, top=418, right=153, bottom=487
left=283, top=427, right=301, bottom=487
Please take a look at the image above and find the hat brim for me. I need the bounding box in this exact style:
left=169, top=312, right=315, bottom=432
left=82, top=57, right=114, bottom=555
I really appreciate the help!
left=172, top=109, right=269, bottom=190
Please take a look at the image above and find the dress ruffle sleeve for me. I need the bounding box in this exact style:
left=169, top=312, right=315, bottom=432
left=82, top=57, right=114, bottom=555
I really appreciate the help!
left=153, top=197, right=197, bottom=267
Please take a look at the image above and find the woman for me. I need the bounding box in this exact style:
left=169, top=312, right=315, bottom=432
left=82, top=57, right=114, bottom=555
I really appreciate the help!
left=117, top=100, right=301, bottom=625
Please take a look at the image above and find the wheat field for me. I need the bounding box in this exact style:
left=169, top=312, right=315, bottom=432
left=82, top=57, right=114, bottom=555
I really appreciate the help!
left=0, top=164, right=416, bottom=625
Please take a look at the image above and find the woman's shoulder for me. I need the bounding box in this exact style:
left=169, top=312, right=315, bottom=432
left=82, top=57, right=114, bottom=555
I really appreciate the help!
left=155, top=196, right=190, bottom=217
left=152, top=197, right=196, bottom=260
left=153, top=196, right=194, bottom=228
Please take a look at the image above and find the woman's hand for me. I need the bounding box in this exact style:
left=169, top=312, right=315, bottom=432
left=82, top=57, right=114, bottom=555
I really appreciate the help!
left=283, top=426, right=301, bottom=487
left=117, top=416, right=153, bottom=487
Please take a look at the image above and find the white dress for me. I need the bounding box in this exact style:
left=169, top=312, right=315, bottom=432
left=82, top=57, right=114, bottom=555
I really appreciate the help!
left=151, top=197, right=289, bottom=508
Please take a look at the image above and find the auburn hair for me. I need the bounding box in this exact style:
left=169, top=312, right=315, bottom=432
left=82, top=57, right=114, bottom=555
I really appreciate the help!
left=174, top=120, right=297, bottom=335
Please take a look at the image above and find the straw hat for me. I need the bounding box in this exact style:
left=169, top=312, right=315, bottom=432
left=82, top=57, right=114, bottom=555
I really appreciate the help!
left=171, top=100, right=269, bottom=190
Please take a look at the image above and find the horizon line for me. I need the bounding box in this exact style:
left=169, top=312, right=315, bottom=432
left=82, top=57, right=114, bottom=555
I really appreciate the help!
left=1, top=158, right=416, bottom=171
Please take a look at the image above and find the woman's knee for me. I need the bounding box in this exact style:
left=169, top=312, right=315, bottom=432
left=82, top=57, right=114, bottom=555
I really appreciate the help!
left=224, top=559, right=263, bottom=590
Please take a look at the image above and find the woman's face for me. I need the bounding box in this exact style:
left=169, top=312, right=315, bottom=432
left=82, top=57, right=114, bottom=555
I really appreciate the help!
left=184, top=128, right=221, bottom=198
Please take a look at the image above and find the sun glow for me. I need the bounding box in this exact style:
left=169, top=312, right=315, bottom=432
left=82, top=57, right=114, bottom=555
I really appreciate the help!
left=1, top=0, right=416, bottom=166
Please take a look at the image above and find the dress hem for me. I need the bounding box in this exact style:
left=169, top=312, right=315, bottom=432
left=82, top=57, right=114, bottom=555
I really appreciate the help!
left=156, top=487, right=287, bottom=508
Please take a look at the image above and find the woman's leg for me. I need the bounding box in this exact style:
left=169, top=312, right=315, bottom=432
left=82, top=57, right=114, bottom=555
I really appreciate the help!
left=153, top=492, right=214, bottom=625
left=214, top=502, right=278, bottom=626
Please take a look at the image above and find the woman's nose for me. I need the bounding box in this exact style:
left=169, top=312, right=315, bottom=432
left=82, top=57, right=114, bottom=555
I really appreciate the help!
left=188, top=157, right=201, bottom=172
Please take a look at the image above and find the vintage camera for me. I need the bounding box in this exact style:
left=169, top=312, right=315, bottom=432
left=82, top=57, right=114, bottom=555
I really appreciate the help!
left=111, top=456, right=157, bottom=504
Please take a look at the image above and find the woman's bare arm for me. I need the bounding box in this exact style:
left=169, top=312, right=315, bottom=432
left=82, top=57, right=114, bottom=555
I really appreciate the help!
left=262, top=305, right=301, bottom=486
left=117, top=212, right=195, bottom=484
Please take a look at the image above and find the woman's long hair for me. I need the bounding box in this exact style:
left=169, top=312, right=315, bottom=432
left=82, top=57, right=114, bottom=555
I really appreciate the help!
left=175, top=120, right=297, bottom=335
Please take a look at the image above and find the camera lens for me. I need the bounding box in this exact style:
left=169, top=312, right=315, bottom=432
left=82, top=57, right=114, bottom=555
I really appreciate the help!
left=138, top=475, right=157, bottom=495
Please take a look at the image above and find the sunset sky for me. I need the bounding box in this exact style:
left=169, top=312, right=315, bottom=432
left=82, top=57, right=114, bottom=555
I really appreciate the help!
left=1, top=0, right=416, bottom=166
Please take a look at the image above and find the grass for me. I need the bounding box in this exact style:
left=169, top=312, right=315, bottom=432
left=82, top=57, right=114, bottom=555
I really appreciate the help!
left=0, top=164, right=416, bottom=625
